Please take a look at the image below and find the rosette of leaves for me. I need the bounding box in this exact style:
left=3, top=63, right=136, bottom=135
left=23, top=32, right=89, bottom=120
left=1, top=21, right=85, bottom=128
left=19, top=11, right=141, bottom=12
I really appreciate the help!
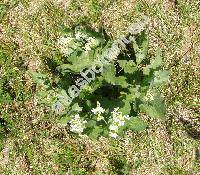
left=31, top=25, right=169, bottom=139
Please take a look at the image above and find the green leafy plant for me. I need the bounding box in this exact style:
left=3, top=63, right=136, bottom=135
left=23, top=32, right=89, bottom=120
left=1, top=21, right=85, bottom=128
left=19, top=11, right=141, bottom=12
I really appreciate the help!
left=31, top=23, right=169, bottom=139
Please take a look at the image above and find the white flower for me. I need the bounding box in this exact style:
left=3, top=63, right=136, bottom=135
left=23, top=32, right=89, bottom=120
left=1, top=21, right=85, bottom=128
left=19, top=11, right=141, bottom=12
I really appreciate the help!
left=57, top=36, right=75, bottom=56
left=87, top=37, right=99, bottom=47
left=69, top=114, right=87, bottom=134
left=91, top=101, right=105, bottom=115
left=110, top=108, right=131, bottom=127
left=84, top=43, right=92, bottom=53
left=109, top=132, right=118, bottom=138
left=75, top=32, right=83, bottom=40
left=91, top=107, right=105, bottom=115
left=111, top=108, right=125, bottom=126
left=75, top=31, right=87, bottom=40
left=96, top=115, right=104, bottom=121
left=91, top=101, right=105, bottom=121
left=108, top=107, right=132, bottom=138
left=115, top=119, right=125, bottom=126
left=74, top=114, right=80, bottom=120
left=58, top=36, right=74, bottom=46
left=84, top=37, right=99, bottom=53
left=124, top=115, right=130, bottom=120
left=109, top=124, right=118, bottom=131
left=111, top=107, right=120, bottom=117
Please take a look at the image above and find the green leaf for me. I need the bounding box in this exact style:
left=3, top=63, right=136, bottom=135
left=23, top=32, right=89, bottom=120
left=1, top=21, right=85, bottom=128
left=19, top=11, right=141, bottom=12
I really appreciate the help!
left=140, top=104, right=161, bottom=119
left=114, top=76, right=128, bottom=88
left=153, top=70, right=170, bottom=85
left=150, top=47, right=162, bottom=69
left=102, top=64, right=116, bottom=83
left=86, top=120, right=96, bottom=128
left=58, top=59, right=93, bottom=73
left=120, top=100, right=131, bottom=115
left=130, top=36, right=140, bottom=51
left=139, top=96, right=166, bottom=120
left=143, top=65, right=151, bottom=75
left=136, top=52, right=146, bottom=64
left=29, top=71, right=48, bottom=85
left=57, top=89, right=72, bottom=106
left=58, top=50, right=98, bottom=73
left=58, top=115, right=71, bottom=125
left=132, top=32, right=149, bottom=65
left=59, top=26, right=73, bottom=36
left=71, top=103, right=82, bottom=112
left=129, top=85, right=141, bottom=99
left=118, top=60, right=137, bottom=73
left=88, top=126, right=102, bottom=139
left=140, top=33, right=149, bottom=55
left=128, top=117, right=147, bottom=131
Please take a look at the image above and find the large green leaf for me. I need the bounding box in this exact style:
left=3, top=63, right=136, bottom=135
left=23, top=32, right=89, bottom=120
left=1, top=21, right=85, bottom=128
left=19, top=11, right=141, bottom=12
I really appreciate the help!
left=153, top=70, right=170, bottom=85
left=58, top=50, right=97, bottom=73
left=113, top=76, right=128, bottom=88
left=129, top=85, right=141, bottom=99
left=128, top=117, right=147, bottom=131
left=140, top=100, right=166, bottom=120
left=132, top=32, right=149, bottom=65
left=120, top=100, right=131, bottom=115
left=118, top=60, right=137, bottom=73
left=88, top=126, right=103, bottom=140
left=71, top=103, right=82, bottom=112
left=136, top=52, right=146, bottom=65
left=86, top=120, right=96, bottom=128
left=58, top=61, right=91, bottom=73
left=29, top=71, right=48, bottom=85
left=150, top=48, right=162, bottom=69
left=143, top=65, right=151, bottom=75
left=102, top=64, right=116, bottom=83
left=58, top=115, right=71, bottom=125
left=57, top=89, right=72, bottom=106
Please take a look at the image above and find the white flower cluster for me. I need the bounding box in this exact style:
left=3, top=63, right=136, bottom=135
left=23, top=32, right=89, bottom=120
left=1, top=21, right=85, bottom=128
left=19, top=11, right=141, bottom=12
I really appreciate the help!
left=109, top=107, right=130, bottom=138
left=91, top=104, right=131, bottom=138
left=57, top=36, right=76, bottom=56
left=75, top=31, right=88, bottom=41
left=58, top=31, right=100, bottom=56
left=69, top=114, right=87, bottom=134
left=91, top=101, right=105, bottom=121
left=84, top=37, right=99, bottom=53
